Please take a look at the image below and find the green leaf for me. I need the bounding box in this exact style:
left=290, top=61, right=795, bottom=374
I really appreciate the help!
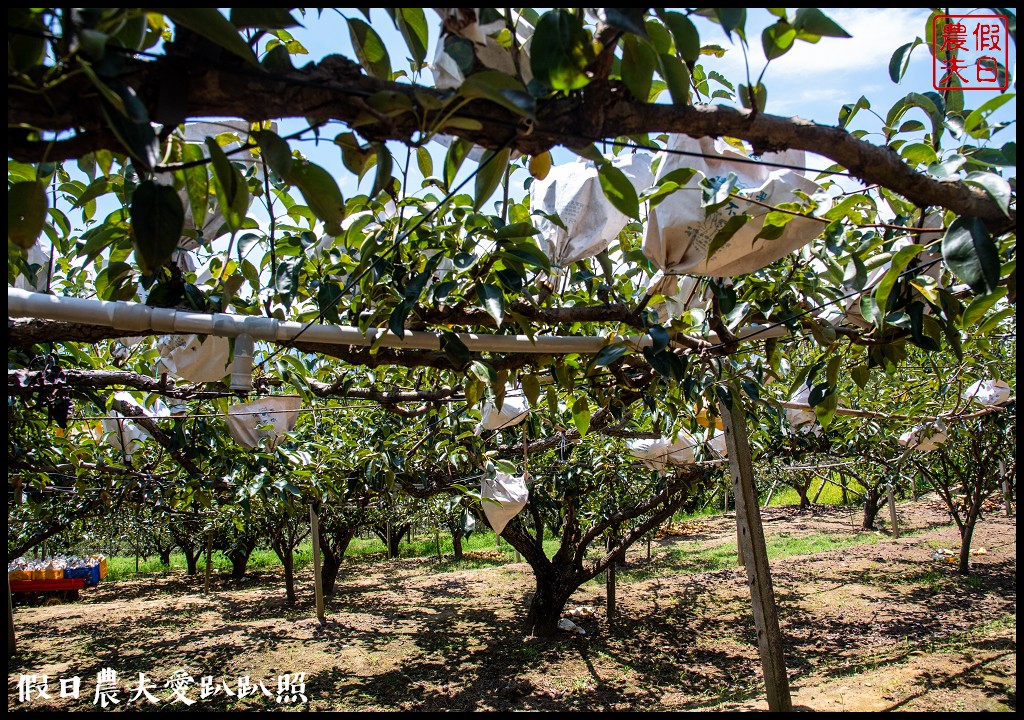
left=961, top=286, right=1008, bottom=328
left=285, top=160, right=346, bottom=236
left=440, top=331, right=470, bottom=370
left=473, top=148, right=511, bottom=212
left=458, top=71, right=536, bottom=119
left=658, top=53, right=691, bottom=105
left=522, top=373, right=541, bottom=406
left=8, top=182, right=49, bottom=249
left=230, top=8, right=301, bottom=30
left=941, top=217, right=1000, bottom=295
left=130, top=180, right=184, bottom=274
left=963, top=171, right=1012, bottom=217
left=416, top=146, right=433, bottom=179
left=658, top=10, right=700, bottom=64
left=597, top=162, right=641, bottom=221
left=571, top=396, right=591, bottom=436
left=762, top=20, right=796, bottom=60
left=444, top=138, right=474, bottom=190
left=98, top=87, right=159, bottom=171
left=975, top=306, right=1014, bottom=335
left=793, top=8, right=850, bottom=38
left=476, top=283, right=505, bottom=326
left=390, top=8, right=428, bottom=67
left=370, top=143, right=394, bottom=199
left=530, top=9, right=595, bottom=91
left=756, top=210, right=794, bottom=241
left=252, top=129, right=293, bottom=179
left=592, top=343, right=629, bottom=367
left=859, top=295, right=880, bottom=326
left=622, top=35, right=657, bottom=102
left=388, top=298, right=413, bottom=337
left=70, top=177, right=112, bottom=210
left=647, top=325, right=671, bottom=354
left=889, top=39, right=922, bottom=83
left=469, top=360, right=497, bottom=385
left=738, top=82, right=767, bottom=112
left=347, top=17, right=391, bottom=79
left=874, top=243, right=923, bottom=314
left=963, top=93, right=1015, bottom=138
left=180, top=143, right=209, bottom=235
left=155, top=8, right=259, bottom=65
left=843, top=254, right=868, bottom=292
left=334, top=132, right=371, bottom=175
left=851, top=365, right=870, bottom=389
left=900, top=142, right=938, bottom=167
left=597, top=8, right=648, bottom=36
left=205, top=138, right=249, bottom=233
left=813, top=390, right=838, bottom=428
left=714, top=8, right=747, bottom=42
left=706, top=213, right=750, bottom=260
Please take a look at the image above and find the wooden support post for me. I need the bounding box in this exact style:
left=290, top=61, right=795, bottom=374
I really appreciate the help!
left=7, top=571, right=15, bottom=657
left=720, top=387, right=792, bottom=712
left=811, top=473, right=828, bottom=504
left=723, top=479, right=729, bottom=512
left=204, top=530, right=213, bottom=594
left=309, top=505, right=325, bottom=624
left=386, top=521, right=391, bottom=560
left=762, top=476, right=780, bottom=510
left=606, top=535, right=616, bottom=624
left=887, top=487, right=899, bottom=538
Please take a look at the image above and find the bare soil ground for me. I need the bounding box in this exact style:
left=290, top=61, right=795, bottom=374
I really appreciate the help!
left=7, top=494, right=1016, bottom=712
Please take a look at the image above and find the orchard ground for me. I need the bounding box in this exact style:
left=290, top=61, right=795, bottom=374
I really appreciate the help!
left=8, top=493, right=1015, bottom=712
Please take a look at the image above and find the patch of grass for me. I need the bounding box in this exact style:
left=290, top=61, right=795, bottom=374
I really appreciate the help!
left=620, top=529, right=885, bottom=582
left=765, top=476, right=868, bottom=508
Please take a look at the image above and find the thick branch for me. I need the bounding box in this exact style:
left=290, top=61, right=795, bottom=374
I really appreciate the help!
left=7, top=54, right=1013, bottom=230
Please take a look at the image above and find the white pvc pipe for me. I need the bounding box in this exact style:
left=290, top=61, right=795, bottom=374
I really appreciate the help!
left=8, top=288, right=788, bottom=354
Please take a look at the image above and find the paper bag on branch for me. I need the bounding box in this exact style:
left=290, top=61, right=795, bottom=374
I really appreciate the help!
left=156, top=334, right=232, bottom=383
left=481, top=471, right=528, bottom=536
left=628, top=432, right=699, bottom=471
left=226, top=395, right=302, bottom=451
left=642, top=134, right=823, bottom=279
left=962, top=379, right=1011, bottom=406
left=785, top=385, right=820, bottom=435
left=898, top=423, right=947, bottom=452
left=476, top=393, right=530, bottom=434
left=531, top=153, right=654, bottom=283
left=93, top=391, right=170, bottom=456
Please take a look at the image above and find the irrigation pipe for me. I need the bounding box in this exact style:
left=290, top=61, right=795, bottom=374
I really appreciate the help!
left=8, top=288, right=788, bottom=356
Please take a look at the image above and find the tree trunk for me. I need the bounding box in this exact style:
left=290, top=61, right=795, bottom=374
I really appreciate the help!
left=183, top=547, right=200, bottom=576
left=158, top=548, right=172, bottom=566
left=524, top=570, right=580, bottom=638
left=958, top=517, right=977, bottom=575
left=373, top=523, right=409, bottom=559
left=227, top=546, right=252, bottom=580
left=281, top=550, right=296, bottom=606
left=862, top=486, right=883, bottom=530
left=452, top=530, right=464, bottom=561
left=318, top=523, right=358, bottom=596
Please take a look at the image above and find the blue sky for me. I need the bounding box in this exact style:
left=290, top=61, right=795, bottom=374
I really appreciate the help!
left=275, top=8, right=1017, bottom=200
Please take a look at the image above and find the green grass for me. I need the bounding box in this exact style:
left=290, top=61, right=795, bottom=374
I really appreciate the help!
left=766, top=474, right=867, bottom=507
left=618, top=529, right=883, bottom=583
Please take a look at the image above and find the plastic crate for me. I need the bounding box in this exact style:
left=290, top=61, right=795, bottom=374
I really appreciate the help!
left=8, top=569, right=33, bottom=582
left=91, top=555, right=108, bottom=580
left=64, top=566, right=91, bottom=583
left=37, top=567, right=64, bottom=580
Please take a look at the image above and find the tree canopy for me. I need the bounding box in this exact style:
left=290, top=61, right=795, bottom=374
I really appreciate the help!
left=7, top=9, right=1016, bottom=568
